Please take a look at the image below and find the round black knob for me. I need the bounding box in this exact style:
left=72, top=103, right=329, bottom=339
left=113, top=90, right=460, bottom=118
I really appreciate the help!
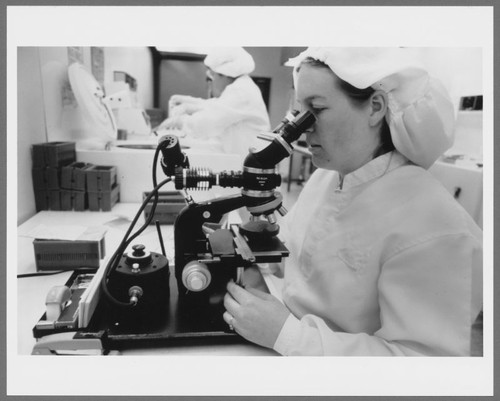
left=132, top=244, right=146, bottom=257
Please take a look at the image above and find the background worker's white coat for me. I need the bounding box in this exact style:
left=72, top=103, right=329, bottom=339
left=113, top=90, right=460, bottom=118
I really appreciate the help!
left=171, top=75, right=270, bottom=156
left=274, top=151, right=483, bottom=356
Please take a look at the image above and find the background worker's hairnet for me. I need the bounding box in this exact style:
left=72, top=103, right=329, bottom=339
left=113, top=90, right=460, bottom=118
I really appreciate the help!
left=288, top=47, right=456, bottom=169
left=204, top=47, right=255, bottom=78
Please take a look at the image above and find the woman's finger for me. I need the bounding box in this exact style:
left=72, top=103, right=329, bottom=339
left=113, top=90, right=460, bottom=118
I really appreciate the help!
left=223, top=292, right=240, bottom=313
left=222, top=311, right=235, bottom=331
left=226, top=281, right=255, bottom=304
left=222, top=311, right=233, bottom=325
left=246, top=286, right=274, bottom=300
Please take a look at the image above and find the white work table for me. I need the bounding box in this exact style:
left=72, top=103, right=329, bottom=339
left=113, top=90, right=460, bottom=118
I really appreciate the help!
left=16, top=203, right=279, bottom=356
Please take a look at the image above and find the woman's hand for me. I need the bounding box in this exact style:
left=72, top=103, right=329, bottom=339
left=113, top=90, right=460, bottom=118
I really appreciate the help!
left=156, top=115, right=186, bottom=131
left=223, top=280, right=290, bottom=349
left=168, top=94, right=201, bottom=108
left=170, top=102, right=203, bottom=117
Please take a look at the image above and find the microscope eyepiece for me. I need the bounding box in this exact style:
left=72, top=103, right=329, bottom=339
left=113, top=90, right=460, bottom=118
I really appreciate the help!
left=280, top=110, right=316, bottom=144
left=243, top=110, right=315, bottom=171
left=272, top=109, right=300, bottom=134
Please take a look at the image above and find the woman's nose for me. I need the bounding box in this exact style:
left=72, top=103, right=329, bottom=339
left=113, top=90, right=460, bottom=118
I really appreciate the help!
left=305, top=129, right=314, bottom=141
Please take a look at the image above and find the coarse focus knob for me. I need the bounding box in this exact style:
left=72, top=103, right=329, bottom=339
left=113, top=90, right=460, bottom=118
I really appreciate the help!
left=182, top=261, right=211, bottom=292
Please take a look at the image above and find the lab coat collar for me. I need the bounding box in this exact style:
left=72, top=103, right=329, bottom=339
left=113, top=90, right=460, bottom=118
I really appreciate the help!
left=341, top=151, right=409, bottom=190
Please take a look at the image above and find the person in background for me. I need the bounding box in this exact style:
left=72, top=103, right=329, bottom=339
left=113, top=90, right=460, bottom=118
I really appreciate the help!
left=223, top=47, right=483, bottom=356
left=156, top=47, right=271, bottom=156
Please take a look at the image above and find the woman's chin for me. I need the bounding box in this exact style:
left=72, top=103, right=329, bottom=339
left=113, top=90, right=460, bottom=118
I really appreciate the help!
left=310, top=154, right=338, bottom=171
left=310, top=154, right=325, bottom=169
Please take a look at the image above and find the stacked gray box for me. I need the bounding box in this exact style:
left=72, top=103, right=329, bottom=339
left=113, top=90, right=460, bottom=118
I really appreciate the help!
left=143, top=191, right=186, bottom=224
left=31, top=142, right=76, bottom=211
left=60, top=162, right=94, bottom=211
left=85, top=165, right=120, bottom=211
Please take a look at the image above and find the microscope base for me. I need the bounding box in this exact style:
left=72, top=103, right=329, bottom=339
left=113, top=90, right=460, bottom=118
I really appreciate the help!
left=82, top=265, right=268, bottom=350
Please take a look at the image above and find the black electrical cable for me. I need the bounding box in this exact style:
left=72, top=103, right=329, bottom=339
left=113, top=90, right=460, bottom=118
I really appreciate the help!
left=17, top=271, right=66, bottom=278
left=18, top=148, right=167, bottom=284
left=17, top=268, right=96, bottom=279
left=100, top=176, right=172, bottom=307
left=100, top=146, right=172, bottom=307
left=155, top=220, right=167, bottom=257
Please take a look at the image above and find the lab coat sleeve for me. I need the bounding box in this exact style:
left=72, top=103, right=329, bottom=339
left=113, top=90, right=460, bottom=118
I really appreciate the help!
left=182, top=100, right=250, bottom=139
left=273, top=232, right=482, bottom=356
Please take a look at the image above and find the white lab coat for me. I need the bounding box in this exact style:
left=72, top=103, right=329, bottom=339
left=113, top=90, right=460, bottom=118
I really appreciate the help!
left=274, top=151, right=483, bottom=356
left=176, top=75, right=270, bottom=155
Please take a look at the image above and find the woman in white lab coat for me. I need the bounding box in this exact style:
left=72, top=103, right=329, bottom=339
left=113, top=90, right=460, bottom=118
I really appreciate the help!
left=157, top=47, right=270, bottom=156
left=223, top=47, right=483, bottom=356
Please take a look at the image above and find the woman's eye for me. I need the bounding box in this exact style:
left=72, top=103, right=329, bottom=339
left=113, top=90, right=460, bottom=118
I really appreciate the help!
left=311, top=107, right=325, bottom=115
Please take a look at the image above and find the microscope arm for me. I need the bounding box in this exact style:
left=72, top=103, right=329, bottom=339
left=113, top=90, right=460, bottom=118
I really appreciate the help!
left=174, top=193, right=290, bottom=291
left=174, top=193, right=248, bottom=283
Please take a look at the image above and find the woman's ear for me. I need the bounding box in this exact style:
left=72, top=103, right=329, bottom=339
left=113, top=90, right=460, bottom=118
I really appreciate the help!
left=368, top=91, right=388, bottom=127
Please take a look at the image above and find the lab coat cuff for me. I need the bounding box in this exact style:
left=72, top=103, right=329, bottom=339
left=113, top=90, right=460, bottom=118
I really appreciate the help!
left=273, top=313, right=302, bottom=356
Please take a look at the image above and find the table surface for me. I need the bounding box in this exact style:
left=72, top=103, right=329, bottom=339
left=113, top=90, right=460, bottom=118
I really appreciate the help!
left=17, top=203, right=280, bottom=356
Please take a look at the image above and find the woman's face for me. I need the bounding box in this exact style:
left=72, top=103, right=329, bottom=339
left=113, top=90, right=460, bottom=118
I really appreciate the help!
left=206, top=69, right=231, bottom=98
left=295, top=64, right=380, bottom=175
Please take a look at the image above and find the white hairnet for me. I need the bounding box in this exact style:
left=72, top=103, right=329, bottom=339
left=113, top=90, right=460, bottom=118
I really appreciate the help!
left=204, top=47, right=255, bottom=78
left=288, top=47, right=456, bottom=169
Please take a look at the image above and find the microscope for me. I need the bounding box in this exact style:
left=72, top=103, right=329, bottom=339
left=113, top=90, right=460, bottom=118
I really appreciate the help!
left=96, top=109, right=315, bottom=342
